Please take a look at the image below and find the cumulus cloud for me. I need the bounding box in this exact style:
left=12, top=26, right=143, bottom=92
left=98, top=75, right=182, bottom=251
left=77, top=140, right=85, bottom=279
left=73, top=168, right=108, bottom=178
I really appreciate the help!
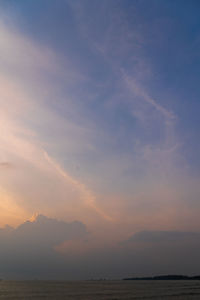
left=1, top=219, right=200, bottom=279
left=0, top=214, right=88, bottom=250
left=0, top=215, right=88, bottom=279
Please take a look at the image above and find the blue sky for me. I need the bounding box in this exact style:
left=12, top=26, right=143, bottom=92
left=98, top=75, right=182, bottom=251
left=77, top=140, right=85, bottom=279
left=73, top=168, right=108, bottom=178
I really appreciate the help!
left=0, top=0, right=200, bottom=278
left=12, top=0, right=199, bottom=174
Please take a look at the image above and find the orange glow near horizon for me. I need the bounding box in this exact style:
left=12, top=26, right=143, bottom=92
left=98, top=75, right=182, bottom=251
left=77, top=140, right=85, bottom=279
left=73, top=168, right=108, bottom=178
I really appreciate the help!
left=0, top=187, right=29, bottom=227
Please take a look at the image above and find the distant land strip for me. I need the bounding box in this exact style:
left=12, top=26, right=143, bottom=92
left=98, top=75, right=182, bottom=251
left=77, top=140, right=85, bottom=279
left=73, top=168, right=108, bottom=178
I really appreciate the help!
left=123, top=275, right=200, bottom=280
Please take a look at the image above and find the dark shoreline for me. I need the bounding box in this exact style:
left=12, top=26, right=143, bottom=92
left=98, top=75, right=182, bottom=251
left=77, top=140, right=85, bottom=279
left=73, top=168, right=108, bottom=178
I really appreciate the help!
left=123, top=275, right=200, bottom=280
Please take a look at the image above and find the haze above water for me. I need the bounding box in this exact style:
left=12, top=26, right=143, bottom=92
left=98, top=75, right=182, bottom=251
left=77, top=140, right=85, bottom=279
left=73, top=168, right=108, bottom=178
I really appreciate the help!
left=1, top=280, right=200, bottom=299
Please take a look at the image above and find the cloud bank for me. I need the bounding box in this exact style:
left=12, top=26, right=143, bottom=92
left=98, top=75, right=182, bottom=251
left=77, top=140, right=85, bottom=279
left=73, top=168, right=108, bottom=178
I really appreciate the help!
left=0, top=216, right=200, bottom=279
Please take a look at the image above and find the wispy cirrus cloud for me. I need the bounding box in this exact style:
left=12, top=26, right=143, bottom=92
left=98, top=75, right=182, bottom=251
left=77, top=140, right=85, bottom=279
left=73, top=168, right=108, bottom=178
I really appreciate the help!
left=0, top=1, right=200, bottom=246
left=62, top=1, right=200, bottom=238
left=0, top=16, right=112, bottom=227
left=122, top=72, right=176, bottom=123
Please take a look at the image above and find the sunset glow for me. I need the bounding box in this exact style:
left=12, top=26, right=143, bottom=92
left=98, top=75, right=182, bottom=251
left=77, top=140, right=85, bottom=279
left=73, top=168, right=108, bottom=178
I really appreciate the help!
left=0, top=0, right=200, bottom=279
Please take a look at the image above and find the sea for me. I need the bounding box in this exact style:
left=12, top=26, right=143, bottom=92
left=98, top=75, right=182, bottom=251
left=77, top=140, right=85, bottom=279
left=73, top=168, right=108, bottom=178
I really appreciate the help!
left=0, top=280, right=200, bottom=299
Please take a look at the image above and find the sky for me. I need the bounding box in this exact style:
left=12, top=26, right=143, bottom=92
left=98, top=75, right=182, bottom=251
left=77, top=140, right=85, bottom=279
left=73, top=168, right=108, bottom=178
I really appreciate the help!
left=0, top=0, right=200, bottom=279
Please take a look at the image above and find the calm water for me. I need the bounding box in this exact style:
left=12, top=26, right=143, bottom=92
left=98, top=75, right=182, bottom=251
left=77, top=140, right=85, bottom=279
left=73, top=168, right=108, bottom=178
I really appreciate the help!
left=0, top=280, right=200, bottom=299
